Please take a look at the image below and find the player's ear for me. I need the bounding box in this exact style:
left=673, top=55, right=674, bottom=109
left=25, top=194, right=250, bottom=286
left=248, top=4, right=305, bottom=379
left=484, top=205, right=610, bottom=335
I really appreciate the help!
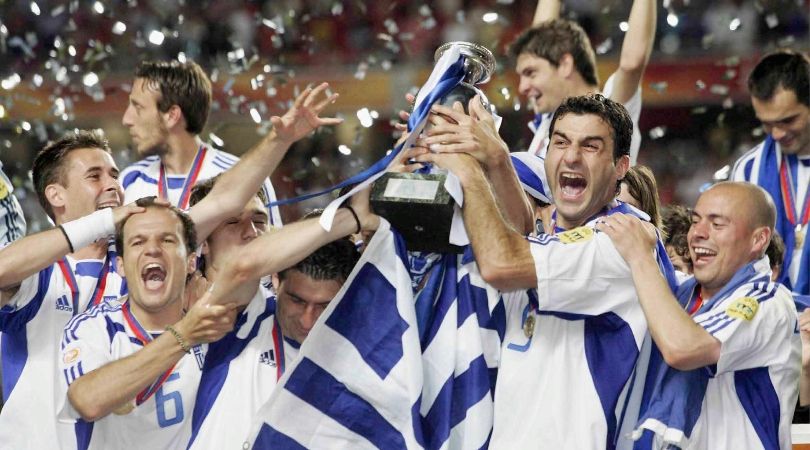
left=45, top=183, right=66, bottom=211
left=558, top=54, right=575, bottom=79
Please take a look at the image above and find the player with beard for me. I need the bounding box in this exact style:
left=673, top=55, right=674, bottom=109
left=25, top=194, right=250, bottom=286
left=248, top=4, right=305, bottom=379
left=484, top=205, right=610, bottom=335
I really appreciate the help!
left=0, top=83, right=339, bottom=450
left=415, top=94, right=675, bottom=449
left=119, top=60, right=282, bottom=225
left=730, top=51, right=810, bottom=296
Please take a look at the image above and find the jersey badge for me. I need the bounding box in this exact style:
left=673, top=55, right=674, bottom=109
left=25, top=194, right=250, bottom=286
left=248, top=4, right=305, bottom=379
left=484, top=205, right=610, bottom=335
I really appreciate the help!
left=0, top=178, right=8, bottom=200
left=557, top=226, right=594, bottom=244
left=63, top=348, right=80, bottom=364
left=726, top=297, right=758, bottom=321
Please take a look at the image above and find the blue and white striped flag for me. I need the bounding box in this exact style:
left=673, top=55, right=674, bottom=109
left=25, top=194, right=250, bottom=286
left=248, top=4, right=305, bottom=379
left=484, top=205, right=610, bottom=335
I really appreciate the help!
left=417, top=250, right=505, bottom=449
left=244, top=220, right=507, bottom=449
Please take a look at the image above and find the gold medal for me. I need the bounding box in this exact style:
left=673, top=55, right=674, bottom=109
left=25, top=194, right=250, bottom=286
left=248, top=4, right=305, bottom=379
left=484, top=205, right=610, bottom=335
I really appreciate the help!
left=112, top=400, right=135, bottom=416
left=523, top=314, right=536, bottom=338
left=796, top=224, right=806, bottom=250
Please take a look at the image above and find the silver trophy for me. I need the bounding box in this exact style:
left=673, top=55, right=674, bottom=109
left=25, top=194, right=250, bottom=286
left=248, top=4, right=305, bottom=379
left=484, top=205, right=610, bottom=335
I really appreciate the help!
left=371, top=42, right=495, bottom=253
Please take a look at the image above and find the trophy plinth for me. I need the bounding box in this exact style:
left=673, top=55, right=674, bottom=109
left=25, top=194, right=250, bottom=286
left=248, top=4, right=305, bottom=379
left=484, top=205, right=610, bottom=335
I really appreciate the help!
left=370, top=172, right=462, bottom=253
left=371, top=42, right=494, bottom=253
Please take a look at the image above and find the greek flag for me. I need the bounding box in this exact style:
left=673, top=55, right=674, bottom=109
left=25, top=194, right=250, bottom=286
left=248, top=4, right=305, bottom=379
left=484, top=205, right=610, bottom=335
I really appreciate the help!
left=244, top=220, right=506, bottom=449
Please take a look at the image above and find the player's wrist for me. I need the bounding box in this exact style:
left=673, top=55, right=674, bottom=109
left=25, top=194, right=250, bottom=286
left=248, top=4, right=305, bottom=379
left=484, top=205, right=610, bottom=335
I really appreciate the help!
left=60, top=208, right=115, bottom=252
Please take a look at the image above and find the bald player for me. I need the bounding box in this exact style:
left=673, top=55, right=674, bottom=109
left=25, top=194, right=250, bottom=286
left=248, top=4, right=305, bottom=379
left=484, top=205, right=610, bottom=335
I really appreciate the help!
left=598, top=182, right=799, bottom=449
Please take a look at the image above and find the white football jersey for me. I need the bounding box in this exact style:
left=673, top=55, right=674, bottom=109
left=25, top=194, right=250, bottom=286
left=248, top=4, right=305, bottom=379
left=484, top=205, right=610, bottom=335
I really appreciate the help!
left=120, top=145, right=282, bottom=225
left=58, top=300, right=205, bottom=450
left=187, top=286, right=299, bottom=450
left=0, top=253, right=124, bottom=450
left=686, top=258, right=799, bottom=450
left=492, top=228, right=659, bottom=450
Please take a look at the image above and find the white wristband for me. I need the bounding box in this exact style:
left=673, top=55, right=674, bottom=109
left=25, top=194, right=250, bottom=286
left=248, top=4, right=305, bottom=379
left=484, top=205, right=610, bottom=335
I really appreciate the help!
left=60, top=208, right=115, bottom=251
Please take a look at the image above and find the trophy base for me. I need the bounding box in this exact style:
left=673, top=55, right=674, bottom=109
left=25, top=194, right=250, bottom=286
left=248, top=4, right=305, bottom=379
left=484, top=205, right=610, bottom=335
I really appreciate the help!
left=371, top=172, right=464, bottom=254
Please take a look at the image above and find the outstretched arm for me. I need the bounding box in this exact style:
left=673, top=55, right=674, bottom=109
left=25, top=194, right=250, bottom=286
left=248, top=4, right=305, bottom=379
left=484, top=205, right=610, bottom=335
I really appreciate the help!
left=533, top=0, right=561, bottom=25
left=414, top=152, right=536, bottom=291
left=609, top=0, right=656, bottom=104
left=0, top=204, right=145, bottom=297
left=420, top=99, right=534, bottom=234
left=188, top=83, right=343, bottom=241
left=596, top=214, right=720, bottom=371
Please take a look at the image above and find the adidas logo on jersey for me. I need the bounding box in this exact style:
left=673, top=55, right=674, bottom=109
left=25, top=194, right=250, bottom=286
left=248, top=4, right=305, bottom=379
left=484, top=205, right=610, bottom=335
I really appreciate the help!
left=259, top=349, right=277, bottom=367
left=55, top=295, right=72, bottom=312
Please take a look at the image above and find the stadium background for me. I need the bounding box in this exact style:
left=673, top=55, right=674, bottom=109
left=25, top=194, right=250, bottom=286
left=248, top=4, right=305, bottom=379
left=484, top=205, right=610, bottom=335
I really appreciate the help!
left=0, top=0, right=808, bottom=231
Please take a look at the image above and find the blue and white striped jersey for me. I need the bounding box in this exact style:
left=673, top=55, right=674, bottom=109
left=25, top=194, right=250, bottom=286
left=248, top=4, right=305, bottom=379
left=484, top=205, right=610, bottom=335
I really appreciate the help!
left=0, top=253, right=125, bottom=450
left=493, top=221, right=671, bottom=450
left=0, top=162, right=26, bottom=245
left=187, top=286, right=299, bottom=450
left=120, top=145, right=282, bottom=225
left=684, top=258, right=799, bottom=450
left=731, top=140, right=810, bottom=292
left=58, top=300, right=206, bottom=450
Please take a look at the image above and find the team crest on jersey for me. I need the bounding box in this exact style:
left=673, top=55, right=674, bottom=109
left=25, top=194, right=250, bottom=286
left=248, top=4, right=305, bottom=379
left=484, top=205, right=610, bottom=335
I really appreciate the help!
left=55, top=294, right=72, bottom=312
left=63, top=348, right=80, bottom=364
left=0, top=178, right=8, bottom=200
left=726, top=297, right=758, bottom=321
left=259, top=349, right=277, bottom=367
left=557, top=226, right=594, bottom=244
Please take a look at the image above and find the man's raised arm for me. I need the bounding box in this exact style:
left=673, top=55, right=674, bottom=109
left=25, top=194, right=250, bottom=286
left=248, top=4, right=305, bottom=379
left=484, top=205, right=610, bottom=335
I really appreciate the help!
left=532, top=0, right=561, bottom=26
left=609, top=0, right=656, bottom=104
left=188, top=82, right=342, bottom=240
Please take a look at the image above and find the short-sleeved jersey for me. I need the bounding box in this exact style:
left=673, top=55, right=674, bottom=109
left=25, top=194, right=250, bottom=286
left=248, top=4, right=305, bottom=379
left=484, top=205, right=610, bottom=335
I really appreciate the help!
left=187, top=286, right=299, bottom=450
left=492, top=226, right=666, bottom=450
left=685, top=258, right=799, bottom=450
left=58, top=300, right=206, bottom=450
left=527, top=73, right=643, bottom=165
left=0, top=253, right=124, bottom=450
left=731, top=140, right=810, bottom=291
left=0, top=163, right=26, bottom=244
left=120, top=146, right=282, bottom=225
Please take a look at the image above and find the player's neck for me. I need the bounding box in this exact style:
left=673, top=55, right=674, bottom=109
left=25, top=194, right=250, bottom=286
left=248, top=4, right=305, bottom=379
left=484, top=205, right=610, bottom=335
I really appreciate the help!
left=69, top=240, right=108, bottom=261
left=797, top=143, right=810, bottom=157
left=570, top=82, right=599, bottom=98
left=128, top=297, right=183, bottom=331
left=699, top=285, right=718, bottom=302
left=162, top=134, right=203, bottom=175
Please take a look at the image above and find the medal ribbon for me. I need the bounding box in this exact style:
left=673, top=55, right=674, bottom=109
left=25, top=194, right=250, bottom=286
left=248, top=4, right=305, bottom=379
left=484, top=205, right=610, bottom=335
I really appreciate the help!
left=779, top=155, right=810, bottom=227
left=271, top=318, right=285, bottom=381
left=158, top=145, right=207, bottom=210
left=687, top=288, right=703, bottom=316
left=122, top=302, right=177, bottom=405
left=57, top=254, right=111, bottom=316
